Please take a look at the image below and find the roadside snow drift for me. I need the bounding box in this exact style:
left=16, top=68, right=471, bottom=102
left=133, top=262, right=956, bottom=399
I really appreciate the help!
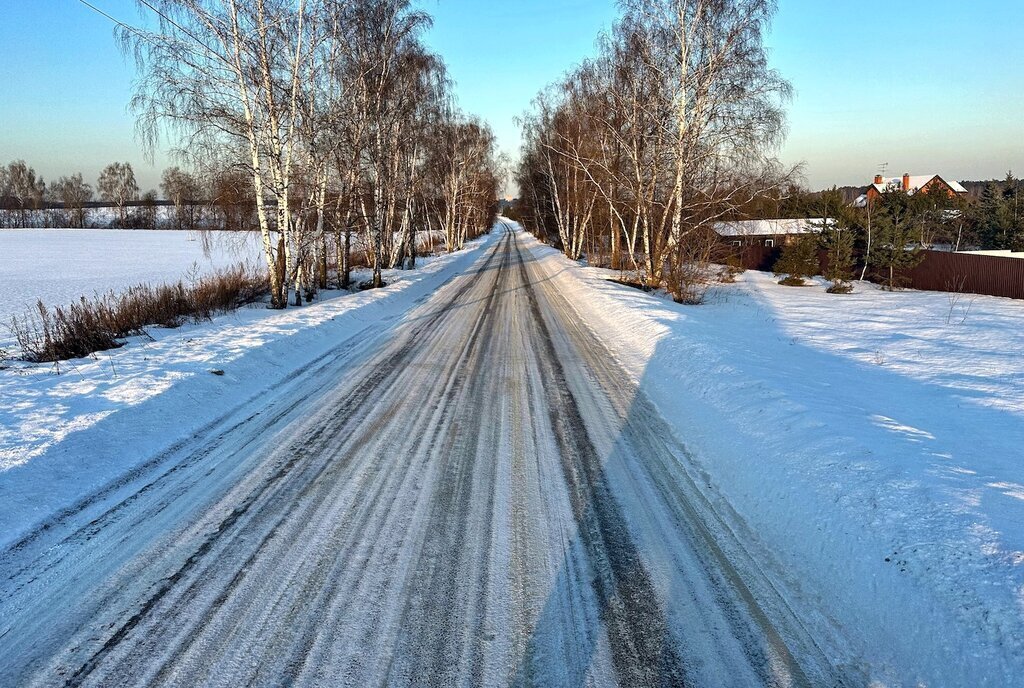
left=518, top=227, right=1024, bottom=687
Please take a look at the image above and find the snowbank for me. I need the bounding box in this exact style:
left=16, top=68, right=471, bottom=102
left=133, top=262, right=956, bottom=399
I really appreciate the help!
left=0, top=230, right=496, bottom=549
left=519, top=227, right=1024, bottom=686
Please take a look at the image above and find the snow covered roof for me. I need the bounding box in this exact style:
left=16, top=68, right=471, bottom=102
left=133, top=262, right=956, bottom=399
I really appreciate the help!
left=870, top=175, right=968, bottom=195
left=714, top=218, right=833, bottom=237
left=958, top=250, right=1024, bottom=259
left=854, top=174, right=967, bottom=208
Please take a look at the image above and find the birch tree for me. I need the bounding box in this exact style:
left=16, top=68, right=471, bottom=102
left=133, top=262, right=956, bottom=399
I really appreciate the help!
left=119, top=0, right=496, bottom=303
left=53, top=174, right=94, bottom=228
left=161, top=166, right=202, bottom=230
left=121, top=0, right=314, bottom=307
left=4, top=161, right=47, bottom=228
left=518, top=0, right=791, bottom=301
left=425, top=109, right=500, bottom=253
left=97, top=162, right=139, bottom=227
left=345, top=0, right=433, bottom=287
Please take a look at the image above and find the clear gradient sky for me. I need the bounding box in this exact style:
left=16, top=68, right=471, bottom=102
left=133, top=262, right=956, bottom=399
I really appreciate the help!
left=1, top=0, right=1022, bottom=195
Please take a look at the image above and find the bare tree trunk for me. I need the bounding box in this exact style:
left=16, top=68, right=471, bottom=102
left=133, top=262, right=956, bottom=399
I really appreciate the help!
left=343, top=218, right=352, bottom=289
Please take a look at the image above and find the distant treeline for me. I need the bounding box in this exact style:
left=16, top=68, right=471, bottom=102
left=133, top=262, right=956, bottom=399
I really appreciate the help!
left=0, top=159, right=263, bottom=231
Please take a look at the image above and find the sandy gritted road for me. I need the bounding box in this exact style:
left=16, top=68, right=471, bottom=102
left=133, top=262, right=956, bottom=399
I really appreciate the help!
left=0, top=225, right=850, bottom=687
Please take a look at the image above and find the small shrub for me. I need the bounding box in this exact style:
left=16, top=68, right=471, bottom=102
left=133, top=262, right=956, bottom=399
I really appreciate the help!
left=826, top=282, right=855, bottom=294
left=668, top=234, right=717, bottom=304
left=719, top=256, right=746, bottom=283
left=778, top=275, right=807, bottom=287
left=12, top=264, right=268, bottom=363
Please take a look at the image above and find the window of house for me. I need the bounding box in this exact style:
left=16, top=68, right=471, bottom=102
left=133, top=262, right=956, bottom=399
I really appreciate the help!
left=764, top=239, right=774, bottom=248
left=732, top=240, right=742, bottom=247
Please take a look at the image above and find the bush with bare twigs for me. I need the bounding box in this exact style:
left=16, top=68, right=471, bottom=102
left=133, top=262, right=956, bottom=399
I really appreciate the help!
left=719, top=255, right=746, bottom=284
left=11, top=265, right=268, bottom=363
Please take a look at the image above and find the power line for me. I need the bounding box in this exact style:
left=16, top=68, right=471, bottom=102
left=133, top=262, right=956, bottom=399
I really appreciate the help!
left=136, top=0, right=222, bottom=57
left=75, top=0, right=143, bottom=35
left=75, top=0, right=223, bottom=61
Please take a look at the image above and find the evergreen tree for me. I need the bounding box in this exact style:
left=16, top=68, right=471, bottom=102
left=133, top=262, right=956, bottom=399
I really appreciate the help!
left=812, top=187, right=855, bottom=292
left=821, top=226, right=855, bottom=293
left=977, top=180, right=1008, bottom=248
left=776, top=184, right=815, bottom=218
left=911, top=183, right=960, bottom=248
left=1001, top=172, right=1023, bottom=250
left=973, top=173, right=1023, bottom=249
left=873, top=189, right=922, bottom=289
left=774, top=233, right=819, bottom=286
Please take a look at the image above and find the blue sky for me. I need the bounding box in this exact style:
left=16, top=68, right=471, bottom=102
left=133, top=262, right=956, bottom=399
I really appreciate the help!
left=1, top=0, right=1022, bottom=195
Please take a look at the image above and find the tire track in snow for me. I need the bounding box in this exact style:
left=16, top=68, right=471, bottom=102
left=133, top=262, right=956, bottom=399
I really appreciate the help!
left=515, top=230, right=851, bottom=687
left=510, top=236, right=688, bottom=687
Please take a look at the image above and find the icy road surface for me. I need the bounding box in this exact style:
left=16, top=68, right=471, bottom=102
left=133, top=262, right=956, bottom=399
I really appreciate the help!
left=0, top=226, right=849, bottom=687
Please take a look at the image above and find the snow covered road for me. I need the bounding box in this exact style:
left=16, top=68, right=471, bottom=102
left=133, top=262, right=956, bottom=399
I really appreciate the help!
left=0, top=225, right=849, bottom=687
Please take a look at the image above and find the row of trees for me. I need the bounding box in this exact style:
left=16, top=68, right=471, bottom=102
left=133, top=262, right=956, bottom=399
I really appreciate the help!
left=0, top=160, right=143, bottom=228
left=774, top=183, right=983, bottom=293
left=515, top=0, right=792, bottom=303
left=122, top=0, right=501, bottom=308
left=0, top=159, right=289, bottom=232
left=971, top=173, right=1023, bottom=250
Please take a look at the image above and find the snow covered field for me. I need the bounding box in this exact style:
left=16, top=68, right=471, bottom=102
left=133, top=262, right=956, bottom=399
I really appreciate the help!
left=520, top=230, right=1024, bottom=685
left=0, top=229, right=263, bottom=345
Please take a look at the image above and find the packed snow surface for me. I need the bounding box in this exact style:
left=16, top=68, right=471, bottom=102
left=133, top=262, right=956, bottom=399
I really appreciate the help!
left=0, top=229, right=263, bottom=344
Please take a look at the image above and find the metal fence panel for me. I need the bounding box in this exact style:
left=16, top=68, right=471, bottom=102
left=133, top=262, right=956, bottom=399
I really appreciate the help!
left=907, top=251, right=1024, bottom=300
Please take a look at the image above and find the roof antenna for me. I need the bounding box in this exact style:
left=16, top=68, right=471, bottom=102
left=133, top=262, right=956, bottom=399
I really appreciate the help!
left=877, top=162, right=889, bottom=178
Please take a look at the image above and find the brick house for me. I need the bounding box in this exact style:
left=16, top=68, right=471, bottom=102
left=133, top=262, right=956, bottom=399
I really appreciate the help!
left=855, top=173, right=967, bottom=207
